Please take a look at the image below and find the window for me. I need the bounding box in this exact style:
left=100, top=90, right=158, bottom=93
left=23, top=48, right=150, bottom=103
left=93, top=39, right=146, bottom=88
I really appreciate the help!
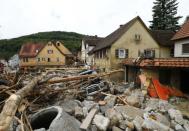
left=23, top=58, right=28, bottom=62
left=47, top=58, right=51, bottom=62
left=115, top=49, right=128, bottom=58
left=38, top=58, right=40, bottom=62
left=47, top=50, right=53, bottom=54
left=102, top=49, right=106, bottom=58
left=100, top=50, right=103, bottom=58
left=144, top=49, right=155, bottom=58
left=182, top=43, right=189, bottom=54
left=42, top=58, right=45, bottom=61
left=57, top=42, right=60, bottom=46
left=57, top=57, right=59, bottom=62
left=134, top=34, right=141, bottom=41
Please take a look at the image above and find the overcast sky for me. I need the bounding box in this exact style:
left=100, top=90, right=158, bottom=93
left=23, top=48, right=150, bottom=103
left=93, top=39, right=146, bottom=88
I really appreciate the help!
left=0, top=0, right=188, bottom=39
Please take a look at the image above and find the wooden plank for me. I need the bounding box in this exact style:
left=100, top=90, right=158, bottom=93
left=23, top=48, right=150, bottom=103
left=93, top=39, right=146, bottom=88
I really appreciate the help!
left=80, top=108, right=98, bottom=130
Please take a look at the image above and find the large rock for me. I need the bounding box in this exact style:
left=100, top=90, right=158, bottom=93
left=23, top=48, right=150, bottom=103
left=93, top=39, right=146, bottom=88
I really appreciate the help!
left=30, top=106, right=81, bottom=131
left=56, top=100, right=80, bottom=115
left=114, top=85, right=127, bottom=94
left=83, top=100, right=99, bottom=111
left=175, top=124, right=185, bottom=131
left=133, top=116, right=144, bottom=131
left=145, top=98, right=173, bottom=113
left=115, top=105, right=144, bottom=121
left=105, top=108, right=123, bottom=127
left=168, top=109, right=184, bottom=125
left=184, top=120, right=189, bottom=131
left=142, top=118, right=173, bottom=131
left=75, top=106, right=84, bottom=120
left=126, top=89, right=144, bottom=108
left=100, top=95, right=117, bottom=113
left=143, top=112, right=170, bottom=127
left=112, top=126, right=123, bottom=131
left=158, top=100, right=174, bottom=113
left=93, top=114, right=110, bottom=131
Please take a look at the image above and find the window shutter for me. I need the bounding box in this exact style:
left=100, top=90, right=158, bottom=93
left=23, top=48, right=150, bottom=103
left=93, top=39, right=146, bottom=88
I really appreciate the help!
left=125, top=49, right=129, bottom=58
left=115, top=49, right=119, bottom=58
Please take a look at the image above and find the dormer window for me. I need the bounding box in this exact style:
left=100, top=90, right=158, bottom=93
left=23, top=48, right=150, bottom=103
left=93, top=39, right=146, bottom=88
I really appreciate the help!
left=47, top=50, right=53, bottom=54
left=57, top=42, right=60, bottom=46
left=134, top=34, right=141, bottom=41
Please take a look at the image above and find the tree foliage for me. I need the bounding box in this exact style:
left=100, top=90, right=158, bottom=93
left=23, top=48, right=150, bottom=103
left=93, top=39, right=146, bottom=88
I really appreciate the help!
left=150, top=0, right=182, bottom=31
left=0, top=31, right=85, bottom=60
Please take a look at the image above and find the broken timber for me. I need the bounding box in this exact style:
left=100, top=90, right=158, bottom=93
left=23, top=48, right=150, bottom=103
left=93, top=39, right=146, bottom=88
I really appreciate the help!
left=0, top=75, right=43, bottom=131
left=47, top=69, right=123, bottom=84
left=80, top=108, right=98, bottom=130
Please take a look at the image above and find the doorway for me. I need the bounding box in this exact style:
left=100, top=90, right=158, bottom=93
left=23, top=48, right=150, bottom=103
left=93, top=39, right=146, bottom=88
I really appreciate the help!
left=180, top=69, right=189, bottom=94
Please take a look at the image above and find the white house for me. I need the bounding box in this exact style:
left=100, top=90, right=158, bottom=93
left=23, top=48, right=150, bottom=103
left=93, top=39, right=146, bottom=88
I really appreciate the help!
left=172, top=19, right=189, bottom=57
left=8, top=54, right=19, bottom=69
left=81, top=36, right=102, bottom=65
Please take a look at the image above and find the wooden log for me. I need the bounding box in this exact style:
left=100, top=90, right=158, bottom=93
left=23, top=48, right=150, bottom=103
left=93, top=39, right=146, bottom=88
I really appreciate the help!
left=0, top=75, right=43, bottom=131
left=47, top=69, right=123, bottom=84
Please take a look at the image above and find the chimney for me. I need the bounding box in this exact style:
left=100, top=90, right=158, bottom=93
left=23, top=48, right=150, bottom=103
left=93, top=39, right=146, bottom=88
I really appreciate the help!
left=120, top=25, right=123, bottom=28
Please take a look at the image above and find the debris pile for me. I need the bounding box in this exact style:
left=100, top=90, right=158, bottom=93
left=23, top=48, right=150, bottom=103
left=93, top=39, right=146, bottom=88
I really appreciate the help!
left=0, top=69, right=188, bottom=131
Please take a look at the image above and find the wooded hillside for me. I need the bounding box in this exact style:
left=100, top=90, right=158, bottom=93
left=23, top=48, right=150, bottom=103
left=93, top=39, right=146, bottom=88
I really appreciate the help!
left=0, top=31, right=85, bottom=60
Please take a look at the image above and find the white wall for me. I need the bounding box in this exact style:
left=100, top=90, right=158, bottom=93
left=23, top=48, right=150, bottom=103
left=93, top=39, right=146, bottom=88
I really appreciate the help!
left=174, top=39, right=189, bottom=57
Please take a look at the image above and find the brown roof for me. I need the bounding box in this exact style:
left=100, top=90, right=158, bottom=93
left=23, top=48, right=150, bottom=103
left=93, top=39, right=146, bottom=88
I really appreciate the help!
left=19, top=43, right=45, bottom=58
left=123, top=58, right=189, bottom=68
left=150, top=30, right=175, bottom=46
left=89, top=16, right=142, bottom=54
left=83, top=36, right=103, bottom=46
left=89, top=16, right=173, bottom=54
left=172, top=20, right=189, bottom=40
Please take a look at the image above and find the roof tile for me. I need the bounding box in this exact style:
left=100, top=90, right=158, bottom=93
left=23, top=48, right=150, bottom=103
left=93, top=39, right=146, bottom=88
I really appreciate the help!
left=172, top=20, right=189, bottom=40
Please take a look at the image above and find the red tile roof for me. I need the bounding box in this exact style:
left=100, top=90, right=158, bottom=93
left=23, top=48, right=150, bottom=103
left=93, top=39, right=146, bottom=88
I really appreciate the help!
left=19, top=43, right=45, bottom=58
left=172, top=20, right=189, bottom=40
left=123, top=58, right=189, bottom=68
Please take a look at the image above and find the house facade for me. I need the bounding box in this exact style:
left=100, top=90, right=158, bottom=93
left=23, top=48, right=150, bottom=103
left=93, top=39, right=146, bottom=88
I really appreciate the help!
left=89, top=16, right=173, bottom=71
left=19, top=41, right=73, bottom=68
left=122, top=18, right=189, bottom=94
left=81, top=36, right=102, bottom=65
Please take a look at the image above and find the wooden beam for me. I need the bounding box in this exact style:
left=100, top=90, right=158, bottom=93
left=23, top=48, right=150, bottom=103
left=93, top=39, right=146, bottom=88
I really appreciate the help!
left=80, top=108, right=98, bottom=130
left=47, top=69, right=123, bottom=84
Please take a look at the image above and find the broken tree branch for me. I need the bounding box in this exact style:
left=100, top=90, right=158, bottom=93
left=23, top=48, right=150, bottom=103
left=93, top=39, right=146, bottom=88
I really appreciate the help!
left=0, top=75, right=43, bottom=131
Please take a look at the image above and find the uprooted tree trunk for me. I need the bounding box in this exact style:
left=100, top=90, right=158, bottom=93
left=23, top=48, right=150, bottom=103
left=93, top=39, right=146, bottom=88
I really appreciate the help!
left=46, top=69, right=124, bottom=84
left=0, top=75, right=43, bottom=131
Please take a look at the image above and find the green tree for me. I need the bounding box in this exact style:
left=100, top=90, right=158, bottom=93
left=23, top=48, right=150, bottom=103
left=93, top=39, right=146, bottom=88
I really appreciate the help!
left=150, top=0, right=182, bottom=31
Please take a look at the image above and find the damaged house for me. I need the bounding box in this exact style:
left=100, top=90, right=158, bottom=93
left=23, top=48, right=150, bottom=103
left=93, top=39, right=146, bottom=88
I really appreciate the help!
left=123, top=18, right=189, bottom=94
left=19, top=41, right=73, bottom=69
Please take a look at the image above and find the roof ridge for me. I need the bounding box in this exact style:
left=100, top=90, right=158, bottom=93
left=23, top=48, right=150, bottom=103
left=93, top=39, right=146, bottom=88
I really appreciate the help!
left=89, top=16, right=141, bottom=53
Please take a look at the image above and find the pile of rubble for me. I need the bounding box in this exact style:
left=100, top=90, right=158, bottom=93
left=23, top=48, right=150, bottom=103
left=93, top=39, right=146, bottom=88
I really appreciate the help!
left=28, top=84, right=189, bottom=131
left=0, top=69, right=189, bottom=131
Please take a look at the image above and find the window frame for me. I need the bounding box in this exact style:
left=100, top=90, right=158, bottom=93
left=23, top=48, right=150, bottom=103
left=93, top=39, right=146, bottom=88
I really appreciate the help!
left=182, top=43, right=189, bottom=54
